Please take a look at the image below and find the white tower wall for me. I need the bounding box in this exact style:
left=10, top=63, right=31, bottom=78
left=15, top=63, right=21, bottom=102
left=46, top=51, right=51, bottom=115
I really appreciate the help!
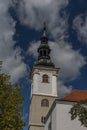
left=31, top=66, right=59, bottom=97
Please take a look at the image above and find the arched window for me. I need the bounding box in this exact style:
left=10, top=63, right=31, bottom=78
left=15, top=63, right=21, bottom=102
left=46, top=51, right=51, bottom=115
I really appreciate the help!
left=41, top=99, right=49, bottom=107
left=42, top=74, right=49, bottom=83
left=40, top=50, right=42, bottom=56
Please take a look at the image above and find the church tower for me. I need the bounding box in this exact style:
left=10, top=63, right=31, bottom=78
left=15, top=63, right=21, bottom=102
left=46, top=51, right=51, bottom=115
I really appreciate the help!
left=29, top=24, right=59, bottom=130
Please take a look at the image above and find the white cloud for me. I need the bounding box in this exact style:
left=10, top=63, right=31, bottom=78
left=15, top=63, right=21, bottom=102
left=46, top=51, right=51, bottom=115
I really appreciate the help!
left=17, top=0, right=69, bottom=40
left=28, top=41, right=40, bottom=58
left=73, top=14, right=87, bottom=44
left=17, top=0, right=77, bottom=96
left=0, top=0, right=27, bottom=83
left=1, top=0, right=86, bottom=96
left=58, top=81, right=72, bottom=97
left=50, top=41, right=86, bottom=81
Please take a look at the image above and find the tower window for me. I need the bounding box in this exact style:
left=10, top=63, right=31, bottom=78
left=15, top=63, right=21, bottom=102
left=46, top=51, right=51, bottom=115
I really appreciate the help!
left=42, top=74, right=49, bottom=83
left=40, top=50, right=42, bottom=56
left=41, top=99, right=49, bottom=107
left=44, top=50, right=46, bottom=56
left=41, top=116, right=46, bottom=123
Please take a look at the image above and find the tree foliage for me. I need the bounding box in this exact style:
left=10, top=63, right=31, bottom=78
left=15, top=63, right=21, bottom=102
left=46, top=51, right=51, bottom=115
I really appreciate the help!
left=69, top=100, right=87, bottom=127
left=0, top=68, right=25, bottom=129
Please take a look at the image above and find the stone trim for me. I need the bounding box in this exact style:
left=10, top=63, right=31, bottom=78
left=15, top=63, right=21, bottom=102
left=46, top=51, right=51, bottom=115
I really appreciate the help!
left=30, top=66, right=59, bottom=80
left=29, top=123, right=44, bottom=130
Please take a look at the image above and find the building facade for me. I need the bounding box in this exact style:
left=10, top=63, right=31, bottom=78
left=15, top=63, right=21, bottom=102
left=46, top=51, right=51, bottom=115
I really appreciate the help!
left=45, top=91, right=87, bottom=130
left=29, top=25, right=59, bottom=130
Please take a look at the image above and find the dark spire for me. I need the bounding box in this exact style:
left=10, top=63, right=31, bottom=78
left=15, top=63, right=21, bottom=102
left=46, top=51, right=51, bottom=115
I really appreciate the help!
left=41, top=22, right=48, bottom=43
left=34, top=23, right=55, bottom=68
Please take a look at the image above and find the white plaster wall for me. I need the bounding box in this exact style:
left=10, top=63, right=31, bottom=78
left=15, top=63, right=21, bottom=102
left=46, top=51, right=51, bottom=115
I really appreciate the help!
left=52, top=75, right=57, bottom=96
left=32, top=68, right=58, bottom=96
left=45, top=102, right=87, bottom=130
left=38, top=70, right=52, bottom=95
left=32, top=73, right=39, bottom=93
left=56, top=103, right=87, bottom=130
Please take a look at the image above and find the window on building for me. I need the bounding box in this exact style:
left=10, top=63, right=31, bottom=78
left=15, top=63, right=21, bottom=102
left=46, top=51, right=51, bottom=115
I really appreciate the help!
left=41, top=99, right=49, bottom=107
left=41, top=116, right=46, bottom=123
left=48, top=122, right=51, bottom=130
left=44, top=50, right=46, bottom=56
left=42, top=74, right=49, bottom=83
left=40, top=50, right=43, bottom=56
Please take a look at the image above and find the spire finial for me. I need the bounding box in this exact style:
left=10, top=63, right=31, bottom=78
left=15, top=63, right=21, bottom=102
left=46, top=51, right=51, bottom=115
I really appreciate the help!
left=43, top=22, right=46, bottom=30
left=42, top=22, right=47, bottom=37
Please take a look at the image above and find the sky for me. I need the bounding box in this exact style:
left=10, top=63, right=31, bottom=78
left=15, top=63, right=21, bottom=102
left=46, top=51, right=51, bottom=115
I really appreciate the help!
left=0, top=0, right=87, bottom=129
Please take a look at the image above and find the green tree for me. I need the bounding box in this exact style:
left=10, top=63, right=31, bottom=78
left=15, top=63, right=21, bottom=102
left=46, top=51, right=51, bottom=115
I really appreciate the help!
left=0, top=70, right=25, bottom=129
left=69, top=100, right=87, bottom=127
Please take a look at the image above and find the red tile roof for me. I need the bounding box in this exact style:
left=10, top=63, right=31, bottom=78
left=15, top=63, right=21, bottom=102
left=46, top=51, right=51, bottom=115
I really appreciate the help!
left=63, top=90, right=87, bottom=102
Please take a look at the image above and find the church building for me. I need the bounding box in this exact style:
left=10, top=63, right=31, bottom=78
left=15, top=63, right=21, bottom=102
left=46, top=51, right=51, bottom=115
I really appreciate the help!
left=45, top=90, right=87, bottom=130
left=29, top=24, right=59, bottom=130
left=29, top=24, right=87, bottom=130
